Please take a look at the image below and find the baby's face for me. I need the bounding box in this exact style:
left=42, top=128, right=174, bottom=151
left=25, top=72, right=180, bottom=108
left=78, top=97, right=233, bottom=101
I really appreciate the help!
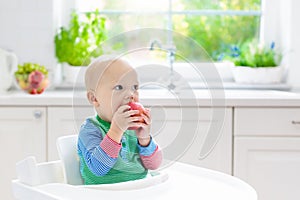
left=95, top=60, right=139, bottom=122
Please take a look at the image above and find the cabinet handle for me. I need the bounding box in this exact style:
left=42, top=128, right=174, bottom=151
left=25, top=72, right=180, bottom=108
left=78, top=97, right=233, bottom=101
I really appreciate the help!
left=34, top=110, right=42, bottom=119
left=291, top=120, right=300, bottom=125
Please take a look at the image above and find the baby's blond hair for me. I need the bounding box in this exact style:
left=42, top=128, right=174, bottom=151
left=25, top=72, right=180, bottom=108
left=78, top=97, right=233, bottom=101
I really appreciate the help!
left=85, top=55, right=121, bottom=92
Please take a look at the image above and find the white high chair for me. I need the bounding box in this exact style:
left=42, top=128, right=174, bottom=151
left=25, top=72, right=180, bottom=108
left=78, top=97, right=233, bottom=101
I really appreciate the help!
left=56, top=135, right=83, bottom=185
left=12, top=135, right=257, bottom=200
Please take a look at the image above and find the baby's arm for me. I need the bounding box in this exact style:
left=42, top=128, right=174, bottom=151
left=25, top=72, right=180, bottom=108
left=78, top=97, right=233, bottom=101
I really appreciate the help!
left=138, top=138, right=162, bottom=170
left=78, top=121, right=121, bottom=176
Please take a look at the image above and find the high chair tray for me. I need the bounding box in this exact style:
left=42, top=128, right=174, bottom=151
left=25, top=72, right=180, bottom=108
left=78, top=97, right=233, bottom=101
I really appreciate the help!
left=12, top=162, right=257, bottom=200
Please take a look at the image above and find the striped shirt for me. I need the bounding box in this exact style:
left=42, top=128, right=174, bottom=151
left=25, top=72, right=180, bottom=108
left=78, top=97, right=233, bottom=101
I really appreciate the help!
left=77, top=115, right=162, bottom=184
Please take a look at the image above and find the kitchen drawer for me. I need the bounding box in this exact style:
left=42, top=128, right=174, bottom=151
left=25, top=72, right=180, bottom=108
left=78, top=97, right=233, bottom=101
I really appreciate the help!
left=234, top=108, right=300, bottom=136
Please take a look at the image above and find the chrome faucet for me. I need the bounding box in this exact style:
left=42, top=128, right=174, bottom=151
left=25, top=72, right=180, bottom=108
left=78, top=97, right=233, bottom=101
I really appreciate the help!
left=149, top=39, right=177, bottom=90
left=149, top=39, right=162, bottom=50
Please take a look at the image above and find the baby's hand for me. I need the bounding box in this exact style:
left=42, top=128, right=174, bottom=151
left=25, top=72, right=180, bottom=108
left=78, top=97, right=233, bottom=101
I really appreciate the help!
left=135, top=108, right=152, bottom=146
left=109, top=105, right=142, bottom=142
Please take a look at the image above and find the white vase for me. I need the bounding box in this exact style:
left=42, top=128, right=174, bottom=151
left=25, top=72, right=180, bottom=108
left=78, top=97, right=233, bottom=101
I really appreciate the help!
left=0, top=49, right=18, bottom=93
left=62, top=63, right=87, bottom=86
left=231, top=65, right=284, bottom=84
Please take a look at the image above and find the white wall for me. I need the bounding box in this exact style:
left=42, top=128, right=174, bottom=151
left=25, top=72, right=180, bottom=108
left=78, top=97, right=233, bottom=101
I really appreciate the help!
left=262, top=0, right=291, bottom=60
left=0, top=0, right=57, bottom=69
left=0, top=0, right=75, bottom=86
left=262, top=0, right=300, bottom=88
left=288, top=0, right=300, bottom=89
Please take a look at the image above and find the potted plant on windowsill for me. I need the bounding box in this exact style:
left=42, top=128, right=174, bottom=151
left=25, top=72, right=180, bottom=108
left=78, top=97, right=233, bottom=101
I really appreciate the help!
left=54, top=10, right=106, bottom=85
left=223, top=39, right=283, bottom=84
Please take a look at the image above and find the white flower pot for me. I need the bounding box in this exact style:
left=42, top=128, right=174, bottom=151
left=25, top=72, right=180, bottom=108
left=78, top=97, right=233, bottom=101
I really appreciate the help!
left=231, top=66, right=283, bottom=84
left=62, top=63, right=87, bottom=86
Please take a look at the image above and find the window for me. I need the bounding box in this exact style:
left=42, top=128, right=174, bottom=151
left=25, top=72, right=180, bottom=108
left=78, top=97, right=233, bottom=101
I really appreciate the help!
left=76, top=0, right=261, bottom=61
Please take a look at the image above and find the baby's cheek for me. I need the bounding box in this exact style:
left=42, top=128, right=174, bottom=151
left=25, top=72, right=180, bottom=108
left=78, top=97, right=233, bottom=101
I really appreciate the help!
left=110, top=103, right=118, bottom=113
left=111, top=100, right=122, bottom=113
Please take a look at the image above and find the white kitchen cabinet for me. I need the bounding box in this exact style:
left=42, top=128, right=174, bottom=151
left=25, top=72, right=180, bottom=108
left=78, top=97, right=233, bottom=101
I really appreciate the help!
left=47, top=106, right=94, bottom=161
left=234, top=108, right=300, bottom=200
left=0, top=107, right=46, bottom=200
left=151, top=107, right=232, bottom=174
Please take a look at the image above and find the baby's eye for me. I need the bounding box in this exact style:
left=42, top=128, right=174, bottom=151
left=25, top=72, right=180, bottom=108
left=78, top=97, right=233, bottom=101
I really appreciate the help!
left=132, top=85, right=139, bottom=90
left=114, top=85, right=123, bottom=90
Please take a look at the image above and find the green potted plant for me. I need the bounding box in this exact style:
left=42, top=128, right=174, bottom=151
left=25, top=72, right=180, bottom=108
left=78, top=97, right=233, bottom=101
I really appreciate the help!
left=54, top=9, right=106, bottom=84
left=223, top=39, right=283, bottom=84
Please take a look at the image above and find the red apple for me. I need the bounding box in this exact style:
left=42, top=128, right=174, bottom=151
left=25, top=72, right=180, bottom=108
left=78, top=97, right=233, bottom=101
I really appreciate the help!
left=28, top=71, right=44, bottom=89
left=22, top=71, right=49, bottom=95
left=128, top=101, right=146, bottom=130
left=28, top=88, right=37, bottom=94
left=36, top=88, right=45, bottom=94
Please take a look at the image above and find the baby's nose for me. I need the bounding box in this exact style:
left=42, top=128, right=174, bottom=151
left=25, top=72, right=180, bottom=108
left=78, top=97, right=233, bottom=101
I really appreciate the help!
left=125, top=89, right=134, bottom=99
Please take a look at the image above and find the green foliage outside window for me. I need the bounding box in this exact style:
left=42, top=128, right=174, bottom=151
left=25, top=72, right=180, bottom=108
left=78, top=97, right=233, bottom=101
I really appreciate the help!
left=173, top=0, right=261, bottom=61
left=80, top=0, right=261, bottom=62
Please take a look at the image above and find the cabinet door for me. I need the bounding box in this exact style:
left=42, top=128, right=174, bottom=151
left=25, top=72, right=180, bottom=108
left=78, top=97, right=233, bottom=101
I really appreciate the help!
left=234, top=137, right=300, bottom=200
left=234, top=108, right=300, bottom=136
left=151, top=107, right=232, bottom=174
left=48, top=107, right=94, bottom=161
left=0, top=107, right=46, bottom=200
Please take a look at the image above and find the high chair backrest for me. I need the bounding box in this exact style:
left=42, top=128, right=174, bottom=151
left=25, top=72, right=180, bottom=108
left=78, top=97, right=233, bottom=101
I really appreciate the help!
left=56, top=135, right=84, bottom=185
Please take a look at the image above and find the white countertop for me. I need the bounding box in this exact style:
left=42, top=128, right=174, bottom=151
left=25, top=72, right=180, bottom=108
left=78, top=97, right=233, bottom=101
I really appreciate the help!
left=0, top=89, right=300, bottom=107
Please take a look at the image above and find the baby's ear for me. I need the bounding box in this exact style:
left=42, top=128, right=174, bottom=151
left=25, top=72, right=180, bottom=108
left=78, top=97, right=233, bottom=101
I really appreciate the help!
left=87, top=91, right=99, bottom=107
